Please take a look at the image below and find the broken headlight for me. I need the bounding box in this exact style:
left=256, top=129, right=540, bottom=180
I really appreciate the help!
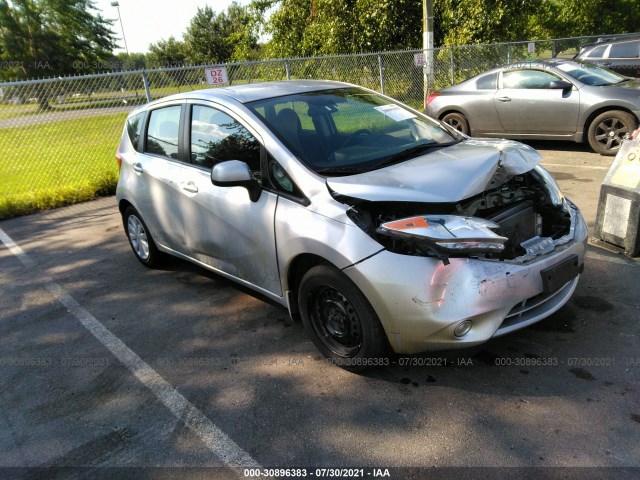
left=377, top=215, right=508, bottom=254
left=533, top=165, right=564, bottom=207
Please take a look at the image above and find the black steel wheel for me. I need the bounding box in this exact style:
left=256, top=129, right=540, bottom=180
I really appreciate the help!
left=298, top=265, right=387, bottom=371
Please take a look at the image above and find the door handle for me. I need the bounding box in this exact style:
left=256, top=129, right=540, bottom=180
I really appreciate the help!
left=132, top=163, right=143, bottom=174
left=181, top=182, right=199, bottom=193
left=497, top=96, right=511, bottom=102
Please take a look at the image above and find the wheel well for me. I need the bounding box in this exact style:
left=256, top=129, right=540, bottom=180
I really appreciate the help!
left=118, top=199, right=133, bottom=216
left=439, top=110, right=470, bottom=129
left=439, top=109, right=464, bottom=120
left=286, top=254, right=331, bottom=321
left=583, top=107, right=639, bottom=140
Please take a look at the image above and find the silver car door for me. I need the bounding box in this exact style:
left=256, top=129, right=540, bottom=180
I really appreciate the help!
left=180, top=103, right=282, bottom=296
left=494, top=69, right=580, bottom=135
left=136, top=103, right=187, bottom=251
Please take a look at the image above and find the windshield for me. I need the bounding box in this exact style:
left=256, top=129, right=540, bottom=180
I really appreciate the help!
left=555, top=60, right=627, bottom=86
left=247, top=87, right=457, bottom=176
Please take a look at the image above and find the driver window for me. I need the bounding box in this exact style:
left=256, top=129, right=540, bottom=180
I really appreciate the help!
left=190, top=105, right=261, bottom=183
left=502, top=70, right=562, bottom=89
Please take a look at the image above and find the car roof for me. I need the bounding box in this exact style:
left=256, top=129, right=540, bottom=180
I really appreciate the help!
left=143, top=80, right=353, bottom=109
left=504, top=59, right=564, bottom=69
left=459, top=60, right=561, bottom=78
left=442, top=59, right=582, bottom=91
left=579, top=34, right=640, bottom=50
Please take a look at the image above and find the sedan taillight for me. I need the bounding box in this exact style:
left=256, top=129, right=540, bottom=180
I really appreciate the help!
left=425, top=92, right=441, bottom=108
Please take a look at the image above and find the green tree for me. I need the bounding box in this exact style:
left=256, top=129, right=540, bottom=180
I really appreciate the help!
left=183, top=2, right=258, bottom=64
left=114, top=51, right=147, bottom=71
left=147, top=37, right=187, bottom=68
left=433, top=0, right=547, bottom=46
left=0, top=0, right=116, bottom=78
left=0, top=0, right=116, bottom=108
left=147, top=36, right=188, bottom=86
left=262, top=0, right=640, bottom=58
left=264, top=0, right=422, bottom=57
left=551, top=0, right=640, bottom=37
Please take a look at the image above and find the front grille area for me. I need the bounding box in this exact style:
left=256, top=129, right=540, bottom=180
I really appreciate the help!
left=497, top=277, right=578, bottom=334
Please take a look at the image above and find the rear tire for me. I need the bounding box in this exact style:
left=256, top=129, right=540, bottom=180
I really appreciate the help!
left=587, top=110, right=637, bottom=156
left=298, top=265, right=388, bottom=371
left=123, top=206, right=162, bottom=268
left=442, top=112, right=470, bottom=135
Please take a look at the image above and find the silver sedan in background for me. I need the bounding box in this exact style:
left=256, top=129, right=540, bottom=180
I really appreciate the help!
left=426, top=59, right=640, bottom=155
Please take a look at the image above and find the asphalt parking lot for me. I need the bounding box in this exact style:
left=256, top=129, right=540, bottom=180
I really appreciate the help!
left=1, top=141, right=639, bottom=479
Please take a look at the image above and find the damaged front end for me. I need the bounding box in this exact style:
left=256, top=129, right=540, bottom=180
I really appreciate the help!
left=325, top=140, right=586, bottom=353
left=337, top=165, right=577, bottom=265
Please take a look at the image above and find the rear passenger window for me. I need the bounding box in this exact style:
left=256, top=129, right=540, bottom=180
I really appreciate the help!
left=609, top=41, right=639, bottom=59
left=145, top=106, right=181, bottom=159
left=126, top=112, right=144, bottom=151
left=190, top=105, right=261, bottom=182
left=476, top=72, right=497, bottom=90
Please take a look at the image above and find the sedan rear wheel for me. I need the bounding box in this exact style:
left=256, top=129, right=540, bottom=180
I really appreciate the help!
left=587, top=110, right=637, bottom=156
left=298, top=265, right=387, bottom=371
left=442, top=112, right=470, bottom=135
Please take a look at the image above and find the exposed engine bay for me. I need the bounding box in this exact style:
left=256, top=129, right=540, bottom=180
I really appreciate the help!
left=337, top=170, right=573, bottom=264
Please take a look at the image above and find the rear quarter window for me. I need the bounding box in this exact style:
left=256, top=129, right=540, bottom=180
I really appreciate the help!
left=126, top=112, right=144, bottom=152
left=476, top=73, right=497, bottom=90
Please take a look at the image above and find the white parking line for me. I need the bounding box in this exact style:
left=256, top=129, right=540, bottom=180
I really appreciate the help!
left=0, top=226, right=261, bottom=474
left=542, top=162, right=610, bottom=170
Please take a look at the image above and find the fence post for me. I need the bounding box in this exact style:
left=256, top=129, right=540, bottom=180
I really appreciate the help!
left=450, top=47, right=455, bottom=86
left=377, top=54, right=385, bottom=94
left=285, top=61, right=291, bottom=80
left=507, top=44, right=511, bottom=64
left=142, top=72, right=152, bottom=102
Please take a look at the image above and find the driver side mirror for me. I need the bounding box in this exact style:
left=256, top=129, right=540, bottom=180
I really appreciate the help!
left=211, top=160, right=261, bottom=202
left=549, top=80, right=573, bottom=90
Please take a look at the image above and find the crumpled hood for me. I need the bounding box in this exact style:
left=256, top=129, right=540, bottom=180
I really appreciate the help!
left=326, top=138, right=541, bottom=203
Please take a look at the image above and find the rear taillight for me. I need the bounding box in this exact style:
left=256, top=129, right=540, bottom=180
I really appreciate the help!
left=116, top=146, right=123, bottom=171
left=425, top=92, right=441, bottom=108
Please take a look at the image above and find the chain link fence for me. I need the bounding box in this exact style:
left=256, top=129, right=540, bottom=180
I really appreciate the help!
left=0, top=33, right=630, bottom=218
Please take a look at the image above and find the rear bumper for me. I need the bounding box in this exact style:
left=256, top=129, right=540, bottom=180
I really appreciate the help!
left=343, top=205, right=588, bottom=354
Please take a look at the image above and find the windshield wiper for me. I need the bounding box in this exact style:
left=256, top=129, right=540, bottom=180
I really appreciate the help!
left=372, top=141, right=457, bottom=170
left=315, top=166, right=367, bottom=176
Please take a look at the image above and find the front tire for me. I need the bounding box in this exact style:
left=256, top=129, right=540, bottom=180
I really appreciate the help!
left=123, top=206, right=162, bottom=268
left=587, top=110, right=637, bottom=156
left=298, top=265, right=387, bottom=371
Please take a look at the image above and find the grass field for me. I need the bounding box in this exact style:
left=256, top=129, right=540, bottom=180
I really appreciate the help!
left=0, top=112, right=127, bottom=219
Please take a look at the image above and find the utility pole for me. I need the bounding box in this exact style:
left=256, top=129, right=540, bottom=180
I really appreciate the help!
left=423, top=0, right=434, bottom=103
left=111, top=1, right=131, bottom=67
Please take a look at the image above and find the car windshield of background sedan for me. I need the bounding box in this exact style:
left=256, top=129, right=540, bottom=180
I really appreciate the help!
left=248, top=88, right=458, bottom=176
left=555, top=60, right=628, bottom=86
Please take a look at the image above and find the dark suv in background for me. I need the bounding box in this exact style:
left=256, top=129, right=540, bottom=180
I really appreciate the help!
left=575, top=35, right=640, bottom=78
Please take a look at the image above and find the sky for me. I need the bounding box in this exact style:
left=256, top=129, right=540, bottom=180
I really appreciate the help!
left=92, top=0, right=251, bottom=54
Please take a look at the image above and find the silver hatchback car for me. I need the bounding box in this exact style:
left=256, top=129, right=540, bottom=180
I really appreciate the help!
left=116, top=80, right=587, bottom=369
